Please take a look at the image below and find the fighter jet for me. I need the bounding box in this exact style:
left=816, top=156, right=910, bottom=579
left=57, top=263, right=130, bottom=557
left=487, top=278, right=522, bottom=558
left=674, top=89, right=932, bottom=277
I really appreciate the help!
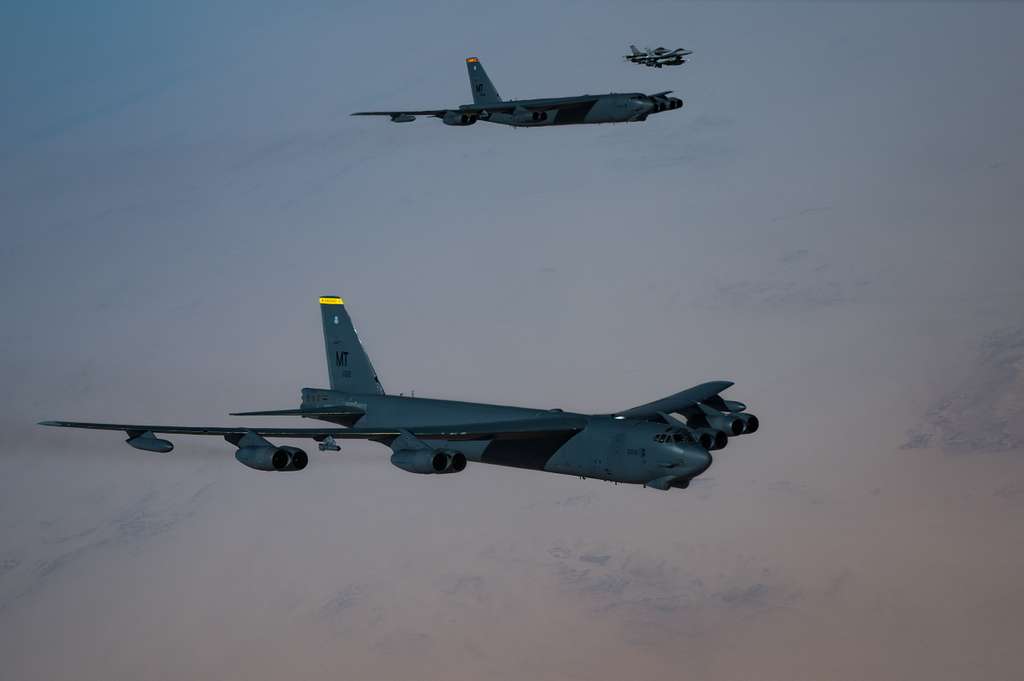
left=351, top=57, right=683, bottom=127
left=40, top=296, right=759, bottom=491
left=625, top=45, right=693, bottom=68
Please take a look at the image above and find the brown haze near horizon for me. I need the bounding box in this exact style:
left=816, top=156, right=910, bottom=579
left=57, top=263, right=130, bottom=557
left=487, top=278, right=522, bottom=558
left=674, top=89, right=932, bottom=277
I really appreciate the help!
left=2, top=2, right=1023, bottom=680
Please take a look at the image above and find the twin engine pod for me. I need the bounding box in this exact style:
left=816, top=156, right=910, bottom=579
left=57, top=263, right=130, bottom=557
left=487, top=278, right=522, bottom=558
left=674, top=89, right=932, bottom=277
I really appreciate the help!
left=235, top=445, right=308, bottom=472
left=692, top=428, right=729, bottom=451
left=442, top=111, right=478, bottom=126
left=705, top=411, right=746, bottom=436
left=391, top=448, right=467, bottom=475
left=685, top=410, right=760, bottom=450
left=226, top=431, right=308, bottom=472
left=735, top=412, right=760, bottom=434
left=512, top=108, right=548, bottom=125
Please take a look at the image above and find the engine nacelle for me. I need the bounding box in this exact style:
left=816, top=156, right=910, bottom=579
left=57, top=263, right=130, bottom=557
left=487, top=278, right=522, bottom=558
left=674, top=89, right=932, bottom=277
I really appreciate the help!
left=722, top=400, right=747, bottom=413
left=389, top=114, right=415, bottom=123
left=235, top=445, right=308, bottom=472
left=735, top=413, right=760, bottom=434
left=390, top=449, right=467, bottom=474
left=512, top=108, right=548, bottom=125
left=442, top=111, right=477, bottom=126
left=705, top=411, right=745, bottom=436
left=693, top=428, right=729, bottom=451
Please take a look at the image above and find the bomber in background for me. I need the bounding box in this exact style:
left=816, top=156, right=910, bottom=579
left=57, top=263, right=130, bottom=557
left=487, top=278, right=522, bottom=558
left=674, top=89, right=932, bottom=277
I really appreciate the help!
left=351, top=57, right=683, bottom=128
left=40, top=296, right=759, bottom=492
left=625, top=44, right=693, bottom=68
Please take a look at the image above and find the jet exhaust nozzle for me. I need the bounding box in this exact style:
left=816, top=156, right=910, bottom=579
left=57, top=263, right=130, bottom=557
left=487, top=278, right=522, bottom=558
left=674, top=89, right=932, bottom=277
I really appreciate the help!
left=391, top=449, right=468, bottom=474
left=693, top=428, right=729, bottom=451
left=737, top=413, right=759, bottom=434
left=235, top=445, right=308, bottom=472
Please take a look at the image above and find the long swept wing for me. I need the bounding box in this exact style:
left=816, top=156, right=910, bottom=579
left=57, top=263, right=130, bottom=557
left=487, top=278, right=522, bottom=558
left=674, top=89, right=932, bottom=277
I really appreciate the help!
left=613, top=381, right=734, bottom=419
left=38, top=415, right=587, bottom=444
left=351, top=110, right=448, bottom=116
left=350, top=110, right=448, bottom=120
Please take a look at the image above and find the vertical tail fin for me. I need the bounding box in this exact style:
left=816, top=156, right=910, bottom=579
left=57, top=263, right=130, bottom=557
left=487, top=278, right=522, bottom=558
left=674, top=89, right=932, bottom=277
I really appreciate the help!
left=319, top=296, right=384, bottom=395
left=465, top=57, right=501, bottom=106
left=630, top=45, right=642, bottom=56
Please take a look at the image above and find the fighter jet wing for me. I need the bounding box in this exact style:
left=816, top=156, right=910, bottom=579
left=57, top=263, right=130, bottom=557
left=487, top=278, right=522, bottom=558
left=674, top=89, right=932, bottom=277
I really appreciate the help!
left=612, top=381, right=734, bottom=419
left=38, top=415, right=587, bottom=444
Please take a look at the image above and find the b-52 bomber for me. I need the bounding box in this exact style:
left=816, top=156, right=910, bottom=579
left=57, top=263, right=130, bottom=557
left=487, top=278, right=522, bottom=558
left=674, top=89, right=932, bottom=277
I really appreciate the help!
left=40, top=296, right=758, bottom=491
left=625, top=45, right=693, bottom=68
left=352, top=57, right=683, bottom=128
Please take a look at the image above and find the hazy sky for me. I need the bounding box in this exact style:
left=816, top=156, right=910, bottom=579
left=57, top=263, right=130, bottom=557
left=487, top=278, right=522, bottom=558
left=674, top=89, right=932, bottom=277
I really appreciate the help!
left=2, top=2, right=1023, bottom=680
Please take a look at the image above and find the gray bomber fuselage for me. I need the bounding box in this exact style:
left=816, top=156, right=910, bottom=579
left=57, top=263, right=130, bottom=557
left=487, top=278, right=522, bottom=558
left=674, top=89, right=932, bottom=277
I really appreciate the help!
left=301, top=388, right=712, bottom=485
left=460, top=93, right=657, bottom=127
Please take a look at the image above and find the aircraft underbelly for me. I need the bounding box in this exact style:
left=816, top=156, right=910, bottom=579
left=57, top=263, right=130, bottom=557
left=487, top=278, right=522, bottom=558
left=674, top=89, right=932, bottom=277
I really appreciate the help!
left=317, top=394, right=667, bottom=483
left=581, top=99, right=628, bottom=124
left=485, top=97, right=635, bottom=127
left=543, top=427, right=653, bottom=483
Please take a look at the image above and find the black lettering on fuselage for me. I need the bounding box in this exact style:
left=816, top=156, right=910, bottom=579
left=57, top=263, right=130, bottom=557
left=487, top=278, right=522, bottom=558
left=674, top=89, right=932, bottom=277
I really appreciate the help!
left=335, top=351, right=349, bottom=367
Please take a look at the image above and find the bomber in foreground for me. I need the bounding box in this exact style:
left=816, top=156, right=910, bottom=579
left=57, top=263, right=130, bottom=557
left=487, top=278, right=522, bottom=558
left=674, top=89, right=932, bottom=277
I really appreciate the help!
left=351, top=57, right=683, bottom=128
left=40, top=296, right=758, bottom=491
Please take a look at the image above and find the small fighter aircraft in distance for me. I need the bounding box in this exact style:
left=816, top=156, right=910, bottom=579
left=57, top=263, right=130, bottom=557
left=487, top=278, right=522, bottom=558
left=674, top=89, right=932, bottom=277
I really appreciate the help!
left=40, top=296, right=759, bottom=492
left=352, top=57, right=683, bottom=128
left=625, top=45, right=693, bottom=68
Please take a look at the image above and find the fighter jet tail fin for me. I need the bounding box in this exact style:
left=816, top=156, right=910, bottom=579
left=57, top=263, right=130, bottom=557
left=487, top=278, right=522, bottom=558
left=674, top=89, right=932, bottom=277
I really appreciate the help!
left=466, top=57, right=502, bottom=106
left=319, top=296, right=385, bottom=396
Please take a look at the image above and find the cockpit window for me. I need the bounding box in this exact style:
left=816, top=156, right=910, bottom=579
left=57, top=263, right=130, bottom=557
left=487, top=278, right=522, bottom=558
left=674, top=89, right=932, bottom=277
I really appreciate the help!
left=655, top=430, right=696, bottom=444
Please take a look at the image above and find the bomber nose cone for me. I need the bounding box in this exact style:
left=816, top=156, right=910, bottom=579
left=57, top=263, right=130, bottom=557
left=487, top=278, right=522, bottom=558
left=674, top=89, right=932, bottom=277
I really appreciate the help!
left=684, top=446, right=713, bottom=478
